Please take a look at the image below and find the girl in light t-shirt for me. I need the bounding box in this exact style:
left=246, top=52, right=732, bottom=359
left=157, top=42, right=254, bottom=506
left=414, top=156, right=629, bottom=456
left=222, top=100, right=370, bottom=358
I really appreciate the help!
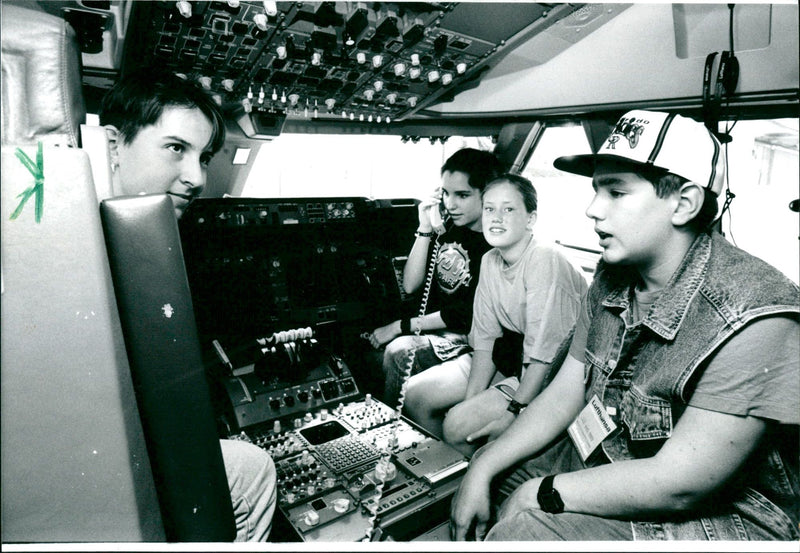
left=404, top=174, right=588, bottom=456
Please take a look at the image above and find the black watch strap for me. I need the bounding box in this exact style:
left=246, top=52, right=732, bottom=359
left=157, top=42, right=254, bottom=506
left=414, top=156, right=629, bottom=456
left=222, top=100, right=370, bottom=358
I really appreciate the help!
left=507, top=399, right=527, bottom=415
left=537, top=474, right=565, bottom=513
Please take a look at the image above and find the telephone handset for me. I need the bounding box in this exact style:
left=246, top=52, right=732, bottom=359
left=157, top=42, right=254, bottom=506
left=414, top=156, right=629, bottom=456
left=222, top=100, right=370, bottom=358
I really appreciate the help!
left=428, top=190, right=450, bottom=235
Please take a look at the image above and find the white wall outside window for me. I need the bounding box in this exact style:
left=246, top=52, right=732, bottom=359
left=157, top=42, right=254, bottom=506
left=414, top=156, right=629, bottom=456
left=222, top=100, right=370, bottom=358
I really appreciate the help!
left=717, top=119, right=799, bottom=284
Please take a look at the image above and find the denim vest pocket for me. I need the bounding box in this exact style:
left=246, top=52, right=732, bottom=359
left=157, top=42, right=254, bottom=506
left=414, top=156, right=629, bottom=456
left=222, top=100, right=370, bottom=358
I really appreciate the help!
left=620, top=385, right=673, bottom=440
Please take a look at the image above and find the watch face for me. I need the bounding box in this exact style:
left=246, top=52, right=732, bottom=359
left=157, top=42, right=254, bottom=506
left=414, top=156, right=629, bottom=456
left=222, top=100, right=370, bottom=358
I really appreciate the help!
left=541, top=490, right=564, bottom=513
left=537, top=476, right=565, bottom=513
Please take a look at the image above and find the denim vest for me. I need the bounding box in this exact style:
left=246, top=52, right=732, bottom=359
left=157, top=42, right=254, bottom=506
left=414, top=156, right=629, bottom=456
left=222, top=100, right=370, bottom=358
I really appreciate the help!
left=584, top=232, right=799, bottom=540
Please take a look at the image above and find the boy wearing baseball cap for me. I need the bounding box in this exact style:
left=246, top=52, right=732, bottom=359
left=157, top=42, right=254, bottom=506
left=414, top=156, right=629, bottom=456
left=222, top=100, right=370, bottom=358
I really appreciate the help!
left=450, top=110, right=799, bottom=541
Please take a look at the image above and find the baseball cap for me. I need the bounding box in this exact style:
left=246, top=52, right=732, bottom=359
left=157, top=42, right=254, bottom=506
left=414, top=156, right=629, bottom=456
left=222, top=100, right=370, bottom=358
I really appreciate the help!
left=554, top=110, right=726, bottom=196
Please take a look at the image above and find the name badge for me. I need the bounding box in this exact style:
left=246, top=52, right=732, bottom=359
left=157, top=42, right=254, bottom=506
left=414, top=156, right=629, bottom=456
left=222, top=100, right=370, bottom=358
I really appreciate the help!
left=567, top=395, right=617, bottom=462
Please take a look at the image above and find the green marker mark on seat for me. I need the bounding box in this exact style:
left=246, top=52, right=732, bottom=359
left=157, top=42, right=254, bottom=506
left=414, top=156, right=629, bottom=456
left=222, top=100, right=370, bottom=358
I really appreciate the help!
left=10, top=141, right=44, bottom=223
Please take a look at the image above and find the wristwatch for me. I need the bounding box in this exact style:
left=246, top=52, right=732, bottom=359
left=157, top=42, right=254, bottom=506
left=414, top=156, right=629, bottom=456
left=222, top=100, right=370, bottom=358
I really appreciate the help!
left=537, top=474, right=565, bottom=513
left=506, top=399, right=527, bottom=416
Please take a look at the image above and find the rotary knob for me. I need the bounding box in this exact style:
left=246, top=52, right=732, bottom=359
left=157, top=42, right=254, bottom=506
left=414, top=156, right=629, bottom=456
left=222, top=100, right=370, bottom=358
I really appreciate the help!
left=304, top=510, right=320, bottom=526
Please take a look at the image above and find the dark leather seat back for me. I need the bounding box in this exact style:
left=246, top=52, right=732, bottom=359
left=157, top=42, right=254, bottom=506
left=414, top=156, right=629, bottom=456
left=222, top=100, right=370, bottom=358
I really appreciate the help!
left=101, top=194, right=236, bottom=542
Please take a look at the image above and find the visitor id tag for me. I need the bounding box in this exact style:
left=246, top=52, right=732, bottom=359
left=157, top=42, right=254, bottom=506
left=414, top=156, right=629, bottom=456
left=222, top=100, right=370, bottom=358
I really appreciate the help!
left=567, top=395, right=617, bottom=462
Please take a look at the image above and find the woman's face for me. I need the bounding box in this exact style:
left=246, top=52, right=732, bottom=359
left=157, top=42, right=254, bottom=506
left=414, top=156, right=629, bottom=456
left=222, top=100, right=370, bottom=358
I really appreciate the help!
left=440, top=170, right=483, bottom=231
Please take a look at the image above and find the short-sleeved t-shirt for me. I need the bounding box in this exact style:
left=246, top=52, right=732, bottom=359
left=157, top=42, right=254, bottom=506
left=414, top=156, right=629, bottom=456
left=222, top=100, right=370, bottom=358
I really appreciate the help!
left=469, top=237, right=587, bottom=364
left=570, top=291, right=800, bottom=424
left=427, top=224, right=492, bottom=333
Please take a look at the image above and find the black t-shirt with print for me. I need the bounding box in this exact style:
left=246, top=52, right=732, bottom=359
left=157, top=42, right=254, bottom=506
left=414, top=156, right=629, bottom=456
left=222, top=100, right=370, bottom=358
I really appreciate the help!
left=423, top=224, right=491, bottom=333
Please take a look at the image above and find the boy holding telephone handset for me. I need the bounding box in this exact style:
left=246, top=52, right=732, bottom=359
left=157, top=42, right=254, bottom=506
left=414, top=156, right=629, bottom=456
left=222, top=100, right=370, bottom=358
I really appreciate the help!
left=365, top=148, right=504, bottom=406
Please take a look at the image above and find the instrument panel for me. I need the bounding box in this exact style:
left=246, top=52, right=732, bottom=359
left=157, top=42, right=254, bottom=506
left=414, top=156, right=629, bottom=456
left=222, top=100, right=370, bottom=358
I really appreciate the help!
left=180, top=197, right=419, bottom=360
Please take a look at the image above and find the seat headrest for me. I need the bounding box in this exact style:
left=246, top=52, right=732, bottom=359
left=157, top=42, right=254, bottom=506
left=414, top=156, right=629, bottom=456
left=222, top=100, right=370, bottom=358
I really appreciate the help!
left=1, top=4, right=86, bottom=147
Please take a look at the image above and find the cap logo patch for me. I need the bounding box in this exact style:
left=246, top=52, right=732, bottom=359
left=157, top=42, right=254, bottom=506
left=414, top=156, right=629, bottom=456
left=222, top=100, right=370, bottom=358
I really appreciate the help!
left=606, top=116, right=648, bottom=150
left=553, top=110, right=724, bottom=196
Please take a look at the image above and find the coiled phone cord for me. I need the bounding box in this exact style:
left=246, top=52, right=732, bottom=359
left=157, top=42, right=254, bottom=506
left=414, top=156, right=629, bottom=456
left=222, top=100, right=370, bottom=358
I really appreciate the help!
left=394, top=238, right=440, bottom=419
left=363, top=237, right=442, bottom=541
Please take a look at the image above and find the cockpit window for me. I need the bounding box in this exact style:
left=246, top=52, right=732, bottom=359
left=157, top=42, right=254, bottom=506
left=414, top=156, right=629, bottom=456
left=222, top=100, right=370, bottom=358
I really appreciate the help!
left=520, top=125, right=598, bottom=278
left=241, top=133, right=494, bottom=200
left=717, top=118, right=799, bottom=284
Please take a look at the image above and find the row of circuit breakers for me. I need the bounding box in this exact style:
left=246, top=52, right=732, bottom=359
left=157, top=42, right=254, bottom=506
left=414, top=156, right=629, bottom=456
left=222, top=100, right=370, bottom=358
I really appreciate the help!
left=120, top=1, right=581, bottom=130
